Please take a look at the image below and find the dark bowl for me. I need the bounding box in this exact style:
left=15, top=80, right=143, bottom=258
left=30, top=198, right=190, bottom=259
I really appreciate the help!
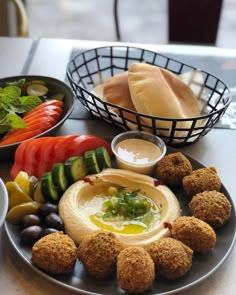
left=0, top=75, right=75, bottom=161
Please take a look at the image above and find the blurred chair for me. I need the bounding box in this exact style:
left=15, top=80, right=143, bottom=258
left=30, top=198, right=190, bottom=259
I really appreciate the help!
left=12, top=0, right=29, bottom=36
left=0, top=0, right=28, bottom=37
left=113, top=0, right=223, bottom=45
left=168, top=0, right=223, bottom=45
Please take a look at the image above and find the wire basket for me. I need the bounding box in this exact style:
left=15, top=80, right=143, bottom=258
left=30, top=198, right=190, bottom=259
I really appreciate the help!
left=66, top=46, right=231, bottom=146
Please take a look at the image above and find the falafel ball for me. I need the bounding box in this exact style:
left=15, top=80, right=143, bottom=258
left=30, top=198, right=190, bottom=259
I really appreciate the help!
left=31, top=231, right=77, bottom=274
left=171, top=216, right=216, bottom=254
left=156, top=152, right=192, bottom=187
left=183, top=167, right=221, bottom=196
left=117, top=246, right=155, bottom=294
left=77, top=230, right=123, bottom=279
left=189, top=190, right=232, bottom=228
left=147, top=237, right=193, bottom=280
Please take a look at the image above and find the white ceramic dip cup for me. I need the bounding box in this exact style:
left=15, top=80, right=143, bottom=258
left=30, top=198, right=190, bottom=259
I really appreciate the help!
left=111, top=131, right=166, bottom=175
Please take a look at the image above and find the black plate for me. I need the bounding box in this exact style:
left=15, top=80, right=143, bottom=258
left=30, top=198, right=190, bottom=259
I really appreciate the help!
left=4, top=151, right=236, bottom=295
left=0, top=75, right=75, bottom=161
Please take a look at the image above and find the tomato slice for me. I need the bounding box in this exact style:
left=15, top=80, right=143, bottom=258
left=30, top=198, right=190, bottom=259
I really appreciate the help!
left=50, top=135, right=80, bottom=164
left=0, top=129, right=44, bottom=146
left=0, top=119, right=55, bottom=146
left=39, top=135, right=112, bottom=165
left=2, top=120, right=53, bottom=139
left=22, top=137, right=52, bottom=178
left=27, top=116, right=56, bottom=128
left=24, top=110, right=62, bottom=124
left=26, top=100, right=63, bottom=116
left=65, top=135, right=113, bottom=158
left=24, top=105, right=63, bottom=120
left=10, top=134, right=112, bottom=180
left=36, top=137, right=64, bottom=178
left=35, top=135, right=79, bottom=179
left=10, top=139, right=35, bottom=179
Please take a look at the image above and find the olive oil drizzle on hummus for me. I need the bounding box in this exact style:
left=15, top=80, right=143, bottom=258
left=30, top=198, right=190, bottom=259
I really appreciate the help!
left=81, top=186, right=162, bottom=234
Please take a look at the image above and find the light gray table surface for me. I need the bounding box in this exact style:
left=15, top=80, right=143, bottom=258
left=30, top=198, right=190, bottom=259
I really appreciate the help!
left=0, top=37, right=34, bottom=78
left=0, top=37, right=236, bottom=295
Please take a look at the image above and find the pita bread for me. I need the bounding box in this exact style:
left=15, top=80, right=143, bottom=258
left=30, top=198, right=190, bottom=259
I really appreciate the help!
left=128, top=63, right=201, bottom=136
left=92, top=63, right=203, bottom=138
left=102, top=72, right=136, bottom=121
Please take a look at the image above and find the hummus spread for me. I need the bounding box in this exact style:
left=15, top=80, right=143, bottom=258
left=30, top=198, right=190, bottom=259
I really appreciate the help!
left=59, top=168, right=181, bottom=247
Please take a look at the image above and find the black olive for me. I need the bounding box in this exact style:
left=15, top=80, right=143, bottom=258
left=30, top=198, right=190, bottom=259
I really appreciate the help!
left=44, top=213, right=64, bottom=231
left=21, top=225, right=43, bottom=245
left=21, top=214, right=41, bottom=229
left=38, top=203, right=58, bottom=217
left=43, top=228, right=60, bottom=237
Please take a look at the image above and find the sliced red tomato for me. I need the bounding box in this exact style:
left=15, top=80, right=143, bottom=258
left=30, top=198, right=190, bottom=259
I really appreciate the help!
left=26, top=100, right=63, bottom=116
left=1, top=120, right=53, bottom=142
left=24, top=105, right=63, bottom=120
left=0, top=123, right=53, bottom=146
left=36, top=136, right=71, bottom=178
left=22, top=115, right=57, bottom=127
left=10, top=138, right=35, bottom=179
left=49, top=135, right=80, bottom=164
left=0, top=129, right=43, bottom=146
left=24, top=110, right=62, bottom=124
left=0, top=100, right=63, bottom=147
left=22, top=137, right=53, bottom=178
left=63, top=135, right=113, bottom=159
left=10, top=134, right=112, bottom=179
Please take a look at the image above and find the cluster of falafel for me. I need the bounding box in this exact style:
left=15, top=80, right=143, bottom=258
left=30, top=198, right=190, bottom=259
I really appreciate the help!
left=30, top=152, right=232, bottom=294
left=156, top=152, right=232, bottom=230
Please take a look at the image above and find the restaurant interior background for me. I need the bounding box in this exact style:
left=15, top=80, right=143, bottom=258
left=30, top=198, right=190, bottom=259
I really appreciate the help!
left=1, top=0, right=236, bottom=48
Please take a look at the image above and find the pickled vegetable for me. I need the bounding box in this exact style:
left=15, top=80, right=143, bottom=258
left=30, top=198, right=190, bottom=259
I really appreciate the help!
left=14, top=171, right=30, bottom=195
left=6, top=201, right=40, bottom=224
left=33, top=182, right=45, bottom=203
left=26, top=83, right=48, bottom=97
left=6, top=181, right=33, bottom=210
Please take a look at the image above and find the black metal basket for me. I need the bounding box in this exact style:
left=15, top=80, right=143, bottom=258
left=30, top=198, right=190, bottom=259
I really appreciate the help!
left=66, top=46, right=231, bottom=146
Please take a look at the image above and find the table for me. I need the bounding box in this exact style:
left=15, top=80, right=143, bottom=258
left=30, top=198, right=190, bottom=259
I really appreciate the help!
left=0, top=37, right=236, bottom=295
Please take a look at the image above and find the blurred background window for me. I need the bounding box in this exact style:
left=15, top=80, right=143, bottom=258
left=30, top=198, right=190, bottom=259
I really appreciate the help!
left=0, top=0, right=236, bottom=48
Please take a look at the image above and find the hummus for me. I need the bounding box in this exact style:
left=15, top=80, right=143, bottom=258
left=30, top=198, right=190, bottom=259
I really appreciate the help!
left=59, top=169, right=181, bottom=247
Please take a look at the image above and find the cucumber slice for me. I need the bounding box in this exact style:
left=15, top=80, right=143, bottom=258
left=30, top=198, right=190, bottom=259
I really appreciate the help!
left=85, top=150, right=100, bottom=174
left=41, top=172, right=60, bottom=203
left=95, top=146, right=112, bottom=169
left=51, top=163, right=68, bottom=193
left=64, top=156, right=87, bottom=183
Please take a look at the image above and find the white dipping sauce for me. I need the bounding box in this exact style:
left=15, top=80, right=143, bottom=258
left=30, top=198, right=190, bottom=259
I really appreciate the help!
left=115, top=138, right=162, bottom=174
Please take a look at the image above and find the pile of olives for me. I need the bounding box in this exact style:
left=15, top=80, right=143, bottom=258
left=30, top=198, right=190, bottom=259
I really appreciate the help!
left=20, top=203, right=64, bottom=246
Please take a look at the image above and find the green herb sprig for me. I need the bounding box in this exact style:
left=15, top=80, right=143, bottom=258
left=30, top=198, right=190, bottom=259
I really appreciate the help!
left=0, top=79, right=42, bottom=134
